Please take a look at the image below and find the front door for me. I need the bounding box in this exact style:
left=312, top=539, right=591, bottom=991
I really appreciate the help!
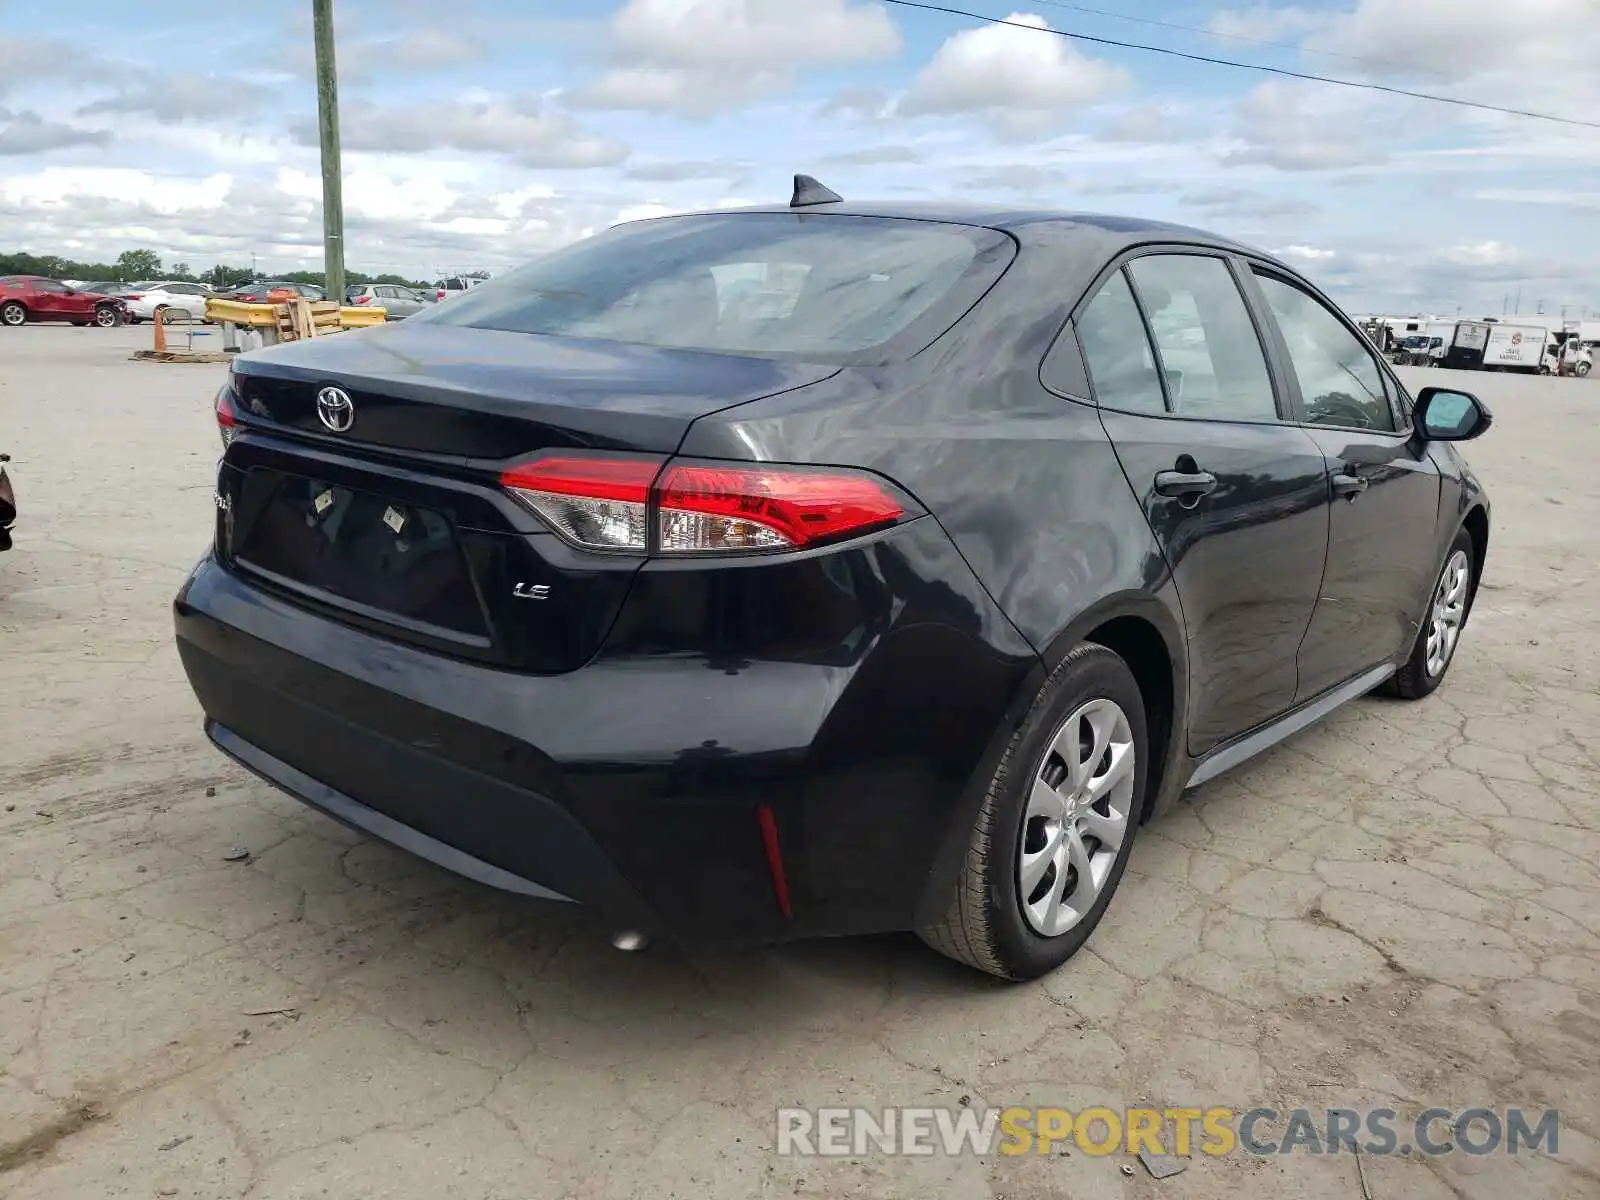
left=1248, top=269, right=1443, bottom=699
left=1077, top=253, right=1332, bottom=755
left=30, top=279, right=72, bottom=319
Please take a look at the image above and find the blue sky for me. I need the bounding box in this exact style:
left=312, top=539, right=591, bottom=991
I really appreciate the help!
left=2, top=0, right=1597, bottom=315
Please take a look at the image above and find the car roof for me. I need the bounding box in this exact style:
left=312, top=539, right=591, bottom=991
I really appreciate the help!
left=631, top=200, right=1255, bottom=252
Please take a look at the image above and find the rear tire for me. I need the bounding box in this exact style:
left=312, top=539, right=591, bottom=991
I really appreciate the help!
left=0, top=301, right=26, bottom=327
left=919, top=643, right=1149, bottom=980
left=1389, top=529, right=1475, bottom=700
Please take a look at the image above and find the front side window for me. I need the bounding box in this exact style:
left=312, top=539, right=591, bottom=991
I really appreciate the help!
left=1075, top=270, right=1166, bottom=414
left=34, top=280, right=68, bottom=294
left=1127, top=255, right=1279, bottom=422
left=419, top=213, right=1010, bottom=361
left=1254, top=273, right=1396, bottom=432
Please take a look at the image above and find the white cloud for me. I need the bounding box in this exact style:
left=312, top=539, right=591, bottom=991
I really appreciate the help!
left=1277, top=245, right=1337, bottom=261
left=0, top=37, right=103, bottom=95
left=1182, top=186, right=1321, bottom=220
left=1474, top=188, right=1600, bottom=211
left=1443, top=240, right=1517, bottom=267
left=575, top=0, right=900, bottom=116
left=818, top=87, right=894, bottom=121
left=1, top=167, right=234, bottom=214
left=1311, top=0, right=1600, bottom=107
left=1208, top=6, right=1327, bottom=43
left=79, top=75, right=275, bottom=123
left=0, top=111, right=111, bottom=155
left=278, top=18, right=487, bottom=81
left=1224, top=80, right=1392, bottom=172
left=573, top=66, right=785, bottom=118
left=899, top=12, right=1129, bottom=138
left=610, top=0, right=898, bottom=68
left=1097, top=104, right=1181, bottom=144
left=294, top=98, right=628, bottom=169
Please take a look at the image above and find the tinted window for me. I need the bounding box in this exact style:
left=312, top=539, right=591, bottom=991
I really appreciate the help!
left=1128, top=255, right=1278, bottom=422
left=1076, top=271, right=1166, bottom=414
left=34, top=280, right=69, bottom=293
left=421, top=213, right=1006, bottom=361
left=1255, top=273, right=1395, bottom=432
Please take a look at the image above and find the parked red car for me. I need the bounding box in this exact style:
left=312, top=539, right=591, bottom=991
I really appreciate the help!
left=0, top=276, right=128, bottom=327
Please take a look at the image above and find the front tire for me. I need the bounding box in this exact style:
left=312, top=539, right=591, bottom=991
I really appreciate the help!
left=919, top=643, right=1148, bottom=980
left=93, top=305, right=118, bottom=328
left=0, top=301, right=26, bottom=327
left=1389, top=530, right=1475, bottom=700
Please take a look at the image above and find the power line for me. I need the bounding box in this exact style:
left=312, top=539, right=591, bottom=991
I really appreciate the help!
left=882, top=0, right=1600, bottom=131
left=1027, top=0, right=1414, bottom=72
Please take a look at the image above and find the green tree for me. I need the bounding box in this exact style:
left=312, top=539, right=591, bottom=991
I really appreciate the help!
left=171, top=261, right=192, bottom=280
left=116, top=248, right=162, bottom=282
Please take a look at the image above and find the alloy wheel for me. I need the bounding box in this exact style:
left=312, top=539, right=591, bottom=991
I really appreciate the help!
left=1017, top=697, right=1136, bottom=937
left=94, top=307, right=117, bottom=328
left=1, top=305, right=24, bottom=327
left=1425, top=549, right=1471, bottom=678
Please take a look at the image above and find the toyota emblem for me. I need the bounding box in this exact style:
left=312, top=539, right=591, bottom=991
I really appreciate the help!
left=316, top=386, right=355, bottom=432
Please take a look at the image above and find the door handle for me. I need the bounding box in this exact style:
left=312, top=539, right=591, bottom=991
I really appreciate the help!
left=1153, top=469, right=1219, bottom=499
left=1332, top=472, right=1369, bottom=499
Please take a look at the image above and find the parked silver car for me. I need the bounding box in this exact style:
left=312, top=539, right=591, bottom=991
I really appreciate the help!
left=345, top=284, right=433, bottom=319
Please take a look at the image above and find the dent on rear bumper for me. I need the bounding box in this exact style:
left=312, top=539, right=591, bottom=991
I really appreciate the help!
left=174, top=519, right=1040, bottom=943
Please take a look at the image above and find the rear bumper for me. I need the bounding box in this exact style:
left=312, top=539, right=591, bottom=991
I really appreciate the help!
left=174, top=524, right=1038, bottom=943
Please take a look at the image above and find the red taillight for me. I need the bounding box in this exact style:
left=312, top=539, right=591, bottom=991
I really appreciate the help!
left=354, top=294, right=371, bottom=304
left=216, top=388, right=240, bottom=449
left=500, top=454, right=664, bottom=552
left=499, top=453, right=907, bottom=555
left=123, top=293, right=143, bottom=301
left=657, top=463, right=903, bottom=553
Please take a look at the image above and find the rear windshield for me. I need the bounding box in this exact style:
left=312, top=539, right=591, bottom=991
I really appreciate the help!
left=417, top=213, right=1011, bottom=361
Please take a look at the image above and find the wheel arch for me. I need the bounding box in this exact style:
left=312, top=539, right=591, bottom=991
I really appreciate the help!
left=1461, top=503, right=1489, bottom=613
left=1037, top=591, right=1187, bottom=824
left=1080, top=613, right=1180, bottom=823
left=915, top=590, right=1189, bottom=927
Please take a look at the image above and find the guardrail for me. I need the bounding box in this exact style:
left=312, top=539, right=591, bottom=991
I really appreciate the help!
left=204, top=297, right=388, bottom=352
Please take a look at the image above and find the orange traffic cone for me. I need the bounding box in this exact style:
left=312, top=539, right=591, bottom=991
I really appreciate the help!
left=152, top=306, right=167, bottom=354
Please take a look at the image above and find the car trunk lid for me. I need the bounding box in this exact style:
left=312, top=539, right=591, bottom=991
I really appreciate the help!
left=231, top=322, right=839, bottom=459
left=218, top=325, right=839, bottom=672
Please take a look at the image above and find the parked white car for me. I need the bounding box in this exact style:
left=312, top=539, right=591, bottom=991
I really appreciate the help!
left=122, top=281, right=215, bottom=324
left=433, top=275, right=487, bottom=302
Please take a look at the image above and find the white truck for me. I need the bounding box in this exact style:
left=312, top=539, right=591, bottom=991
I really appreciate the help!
left=1421, top=321, right=1457, bottom=366
left=1480, top=322, right=1555, bottom=374
left=1563, top=319, right=1600, bottom=350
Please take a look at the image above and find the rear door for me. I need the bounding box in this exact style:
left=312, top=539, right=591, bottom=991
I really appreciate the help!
left=1246, top=268, right=1442, bottom=699
left=377, top=285, right=417, bottom=317
left=1077, top=252, right=1332, bottom=755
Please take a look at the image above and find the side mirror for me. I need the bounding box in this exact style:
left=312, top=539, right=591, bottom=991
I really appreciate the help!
left=1415, top=386, right=1492, bottom=441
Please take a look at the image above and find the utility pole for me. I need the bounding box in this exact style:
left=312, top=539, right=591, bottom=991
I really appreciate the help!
left=312, top=0, right=346, bottom=303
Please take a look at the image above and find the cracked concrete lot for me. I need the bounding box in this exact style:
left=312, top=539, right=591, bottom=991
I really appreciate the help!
left=1, top=324, right=1597, bottom=1199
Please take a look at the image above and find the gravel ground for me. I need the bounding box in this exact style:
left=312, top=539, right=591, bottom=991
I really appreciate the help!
left=1, top=324, right=1597, bottom=1199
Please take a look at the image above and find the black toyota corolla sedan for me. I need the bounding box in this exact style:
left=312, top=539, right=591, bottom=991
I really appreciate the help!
left=175, top=179, right=1491, bottom=979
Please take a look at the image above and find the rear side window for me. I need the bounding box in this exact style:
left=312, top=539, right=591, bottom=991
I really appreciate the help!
left=1128, top=255, right=1278, bottom=422
left=421, top=213, right=1011, bottom=362
left=1254, top=273, right=1396, bottom=432
left=1076, top=271, right=1166, bottom=414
